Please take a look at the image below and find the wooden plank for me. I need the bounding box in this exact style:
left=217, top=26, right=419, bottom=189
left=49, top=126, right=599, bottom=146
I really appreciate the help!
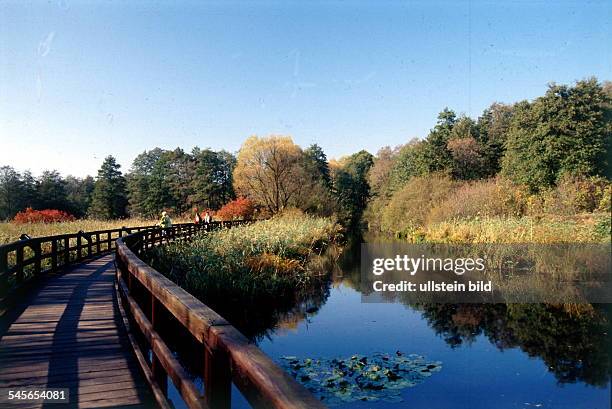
left=0, top=255, right=154, bottom=409
left=0, top=371, right=142, bottom=388
left=0, top=359, right=137, bottom=378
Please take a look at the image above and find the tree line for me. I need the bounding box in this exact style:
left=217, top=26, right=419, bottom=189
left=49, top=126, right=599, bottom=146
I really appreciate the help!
left=1, top=77, right=609, bottom=227
left=369, top=78, right=610, bottom=198
left=0, top=148, right=236, bottom=221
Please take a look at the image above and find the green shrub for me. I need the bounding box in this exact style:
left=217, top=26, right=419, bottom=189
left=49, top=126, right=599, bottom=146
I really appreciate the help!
left=594, top=216, right=611, bottom=239
left=530, top=175, right=611, bottom=215
left=379, top=174, right=457, bottom=236
left=428, top=178, right=529, bottom=223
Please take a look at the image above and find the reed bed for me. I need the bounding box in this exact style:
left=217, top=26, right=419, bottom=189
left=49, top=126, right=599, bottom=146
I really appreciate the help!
left=145, top=213, right=342, bottom=303
left=412, top=214, right=610, bottom=244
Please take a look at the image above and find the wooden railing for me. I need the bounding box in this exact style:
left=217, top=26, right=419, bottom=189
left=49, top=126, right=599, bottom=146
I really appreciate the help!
left=115, top=221, right=325, bottom=409
left=0, top=223, right=160, bottom=308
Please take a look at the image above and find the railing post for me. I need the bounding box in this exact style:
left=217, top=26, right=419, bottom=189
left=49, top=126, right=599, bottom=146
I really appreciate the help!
left=107, top=232, right=112, bottom=251
left=0, top=247, right=7, bottom=275
left=151, top=297, right=168, bottom=395
left=204, top=342, right=232, bottom=409
left=51, top=239, right=58, bottom=272
left=33, top=241, right=42, bottom=275
left=0, top=247, right=8, bottom=293
left=84, top=233, right=91, bottom=258
left=76, top=233, right=82, bottom=260
left=15, top=245, right=24, bottom=283
left=63, top=237, right=70, bottom=266
left=96, top=233, right=101, bottom=255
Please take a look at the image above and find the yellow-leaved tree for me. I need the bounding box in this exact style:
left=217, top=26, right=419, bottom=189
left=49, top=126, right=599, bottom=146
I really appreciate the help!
left=233, top=135, right=312, bottom=214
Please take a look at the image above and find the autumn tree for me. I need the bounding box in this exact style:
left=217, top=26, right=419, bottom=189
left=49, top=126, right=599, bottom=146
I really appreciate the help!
left=367, top=146, right=400, bottom=197
left=233, top=136, right=310, bottom=214
left=447, top=137, right=486, bottom=180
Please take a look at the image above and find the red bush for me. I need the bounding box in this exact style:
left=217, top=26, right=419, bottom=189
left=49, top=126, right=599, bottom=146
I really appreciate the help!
left=215, top=197, right=255, bottom=221
left=13, top=208, right=76, bottom=224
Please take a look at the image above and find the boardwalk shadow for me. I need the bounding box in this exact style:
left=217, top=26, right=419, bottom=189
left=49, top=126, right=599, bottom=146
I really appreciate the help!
left=42, top=259, right=109, bottom=408
left=39, top=257, right=153, bottom=408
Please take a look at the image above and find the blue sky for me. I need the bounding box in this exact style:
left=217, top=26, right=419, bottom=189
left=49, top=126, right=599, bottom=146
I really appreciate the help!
left=1, top=0, right=610, bottom=177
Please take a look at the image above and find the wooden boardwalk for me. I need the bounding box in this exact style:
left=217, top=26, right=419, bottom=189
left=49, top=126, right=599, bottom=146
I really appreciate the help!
left=0, top=255, right=156, bottom=409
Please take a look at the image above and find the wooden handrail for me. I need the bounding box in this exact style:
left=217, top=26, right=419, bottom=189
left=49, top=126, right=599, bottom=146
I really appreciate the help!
left=115, top=222, right=326, bottom=409
left=0, top=223, right=178, bottom=310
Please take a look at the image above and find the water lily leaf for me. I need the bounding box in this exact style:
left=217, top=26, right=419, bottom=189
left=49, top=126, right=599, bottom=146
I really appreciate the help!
left=280, top=352, right=442, bottom=406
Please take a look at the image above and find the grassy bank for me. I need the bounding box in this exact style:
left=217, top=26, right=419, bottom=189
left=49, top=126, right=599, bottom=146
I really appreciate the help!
left=145, top=212, right=342, bottom=303
left=366, top=175, right=611, bottom=243
left=414, top=214, right=610, bottom=244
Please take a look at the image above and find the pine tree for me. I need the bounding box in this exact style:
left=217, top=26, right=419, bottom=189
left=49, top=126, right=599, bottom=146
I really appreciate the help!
left=88, top=156, right=128, bottom=219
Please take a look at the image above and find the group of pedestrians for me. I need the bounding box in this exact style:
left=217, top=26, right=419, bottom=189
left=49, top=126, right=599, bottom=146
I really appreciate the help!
left=192, top=207, right=212, bottom=224
left=157, top=208, right=212, bottom=230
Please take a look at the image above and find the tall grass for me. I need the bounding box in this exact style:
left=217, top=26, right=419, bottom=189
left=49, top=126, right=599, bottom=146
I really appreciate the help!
left=370, top=175, right=611, bottom=243
left=145, top=212, right=342, bottom=303
left=414, top=214, right=610, bottom=244
left=0, top=217, right=190, bottom=245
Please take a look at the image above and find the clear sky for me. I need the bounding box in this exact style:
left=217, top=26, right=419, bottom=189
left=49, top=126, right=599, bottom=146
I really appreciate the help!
left=1, top=0, right=610, bottom=177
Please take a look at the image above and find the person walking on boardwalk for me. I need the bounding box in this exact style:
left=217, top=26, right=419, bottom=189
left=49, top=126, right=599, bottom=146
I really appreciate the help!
left=158, top=211, right=172, bottom=235
left=194, top=207, right=202, bottom=224
left=204, top=211, right=212, bottom=224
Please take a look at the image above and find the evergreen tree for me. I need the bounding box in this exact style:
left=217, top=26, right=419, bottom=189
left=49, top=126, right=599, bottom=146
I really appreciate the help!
left=421, top=108, right=456, bottom=174
left=304, top=144, right=332, bottom=188
left=19, top=171, right=38, bottom=210
left=502, top=78, right=611, bottom=190
left=477, top=102, right=515, bottom=176
left=167, top=148, right=196, bottom=215
left=65, top=176, right=95, bottom=217
left=127, top=148, right=164, bottom=217
left=36, top=170, right=69, bottom=211
left=88, top=156, right=128, bottom=219
left=332, top=150, right=374, bottom=227
left=190, top=149, right=232, bottom=210
left=0, top=166, right=24, bottom=219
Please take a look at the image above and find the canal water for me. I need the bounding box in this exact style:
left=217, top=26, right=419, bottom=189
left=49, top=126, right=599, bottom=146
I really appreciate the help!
left=168, top=238, right=611, bottom=409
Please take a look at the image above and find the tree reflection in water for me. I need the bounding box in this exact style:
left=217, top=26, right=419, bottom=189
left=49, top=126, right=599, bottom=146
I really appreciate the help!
left=414, top=303, right=611, bottom=387
left=334, top=234, right=611, bottom=388
left=200, top=275, right=332, bottom=342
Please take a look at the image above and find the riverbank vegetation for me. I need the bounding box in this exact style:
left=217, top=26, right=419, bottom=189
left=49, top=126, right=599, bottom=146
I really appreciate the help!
left=365, top=78, right=611, bottom=243
left=145, top=212, right=341, bottom=313
left=366, top=174, right=610, bottom=243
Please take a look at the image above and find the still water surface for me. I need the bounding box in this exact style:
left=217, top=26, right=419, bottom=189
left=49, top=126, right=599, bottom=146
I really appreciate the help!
left=168, top=239, right=611, bottom=409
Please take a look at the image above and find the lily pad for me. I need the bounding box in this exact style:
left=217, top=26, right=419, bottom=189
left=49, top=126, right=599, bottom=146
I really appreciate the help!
left=280, top=352, right=442, bottom=405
